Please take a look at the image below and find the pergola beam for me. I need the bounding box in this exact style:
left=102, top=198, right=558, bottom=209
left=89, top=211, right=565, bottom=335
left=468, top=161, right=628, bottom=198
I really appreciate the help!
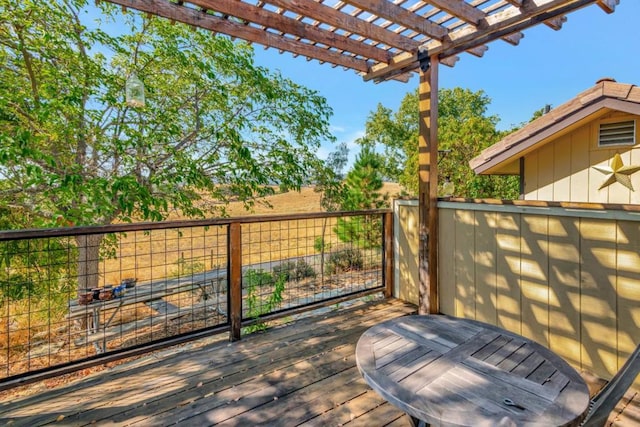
left=365, top=0, right=599, bottom=82
left=544, top=15, right=567, bottom=30
left=427, top=0, right=486, bottom=25
left=189, top=0, right=391, bottom=63
left=105, top=0, right=372, bottom=72
left=340, top=0, right=449, bottom=40
left=437, top=0, right=596, bottom=57
left=501, top=32, right=524, bottom=45
left=103, top=0, right=612, bottom=83
left=264, top=0, right=420, bottom=51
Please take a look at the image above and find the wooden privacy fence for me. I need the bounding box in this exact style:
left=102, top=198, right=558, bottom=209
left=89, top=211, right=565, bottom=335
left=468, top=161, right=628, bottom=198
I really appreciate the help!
left=437, top=200, right=640, bottom=382
left=393, top=199, right=640, bottom=383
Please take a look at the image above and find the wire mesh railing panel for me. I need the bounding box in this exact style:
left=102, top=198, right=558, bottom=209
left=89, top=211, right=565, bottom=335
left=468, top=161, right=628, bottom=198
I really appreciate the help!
left=240, top=213, right=385, bottom=321
left=0, top=210, right=390, bottom=386
left=0, top=224, right=228, bottom=381
left=0, top=236, right=76, bottom=378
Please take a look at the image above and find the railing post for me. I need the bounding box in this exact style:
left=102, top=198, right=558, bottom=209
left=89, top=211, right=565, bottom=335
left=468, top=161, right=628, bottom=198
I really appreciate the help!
left=384, top=212, right=394, bottom=298
left=228, top=222, right=242, bottom=341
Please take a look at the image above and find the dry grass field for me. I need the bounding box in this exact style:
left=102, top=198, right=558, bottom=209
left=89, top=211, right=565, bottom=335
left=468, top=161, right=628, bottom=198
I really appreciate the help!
left=101, top=183, right=403, bottom=285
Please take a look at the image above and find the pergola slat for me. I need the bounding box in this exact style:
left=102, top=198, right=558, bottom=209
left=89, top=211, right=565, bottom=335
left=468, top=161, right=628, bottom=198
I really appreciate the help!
left=106, top=0, right=372, bottom=72
left=597, top=0, right=619, bottom=13
left=265, top=0, right=420, bottom=52
left=188, top=0, right=392, bottom=62
left=427, top=0, right=486, bottom=25
left=340, top=0, right=449, bottom=40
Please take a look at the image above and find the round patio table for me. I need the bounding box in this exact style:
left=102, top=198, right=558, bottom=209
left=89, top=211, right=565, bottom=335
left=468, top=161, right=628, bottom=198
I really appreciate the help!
left=356, top=315, right=590, bottom=427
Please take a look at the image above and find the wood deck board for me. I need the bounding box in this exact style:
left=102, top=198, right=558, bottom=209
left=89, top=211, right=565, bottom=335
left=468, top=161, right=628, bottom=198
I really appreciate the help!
left=0, top=299, right=416, bottom=426
left=2, top=298, right=639, bottom=427
left=46, top=303, right=413, bottom=425
left=5, top=299, right=409, bottom=417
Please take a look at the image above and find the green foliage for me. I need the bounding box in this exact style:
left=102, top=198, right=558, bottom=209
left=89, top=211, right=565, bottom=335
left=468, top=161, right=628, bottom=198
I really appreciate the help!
left=244, top=269, right=275, bottom=288
left=0, top=0, right=334, bottom=296
left=325, top=247, right=363, bottom=275
left=0, top=212, right=75, bottom=304
left=334, top=145, right=386, bottom=248
left=314, top=142, right=349, bottom=213
left=0, top=0, right=334, bottom=229
left=243, top=269, right=286, bottom=334
left=340, top=145, right=387, bottom=211
left=361, top=87, right=519, bottom=199
left=334, top=216, right=382, bottom=249
left=272, top=259, right=316, bottom=282
left=314, top=236, right=331, bottom=253
left=0, top=275, right=35, bottom=301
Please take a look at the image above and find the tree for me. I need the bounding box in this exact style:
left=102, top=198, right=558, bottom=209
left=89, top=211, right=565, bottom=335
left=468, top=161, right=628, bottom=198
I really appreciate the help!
left=313, top=142, right=348, bottom=284
left=0, top=0, right=334, bottom=292
left=335, top=143, right=387, bottom=248
left=362, top=87, right=519, bottom=199
left=314, top=142, right=349, bottom=213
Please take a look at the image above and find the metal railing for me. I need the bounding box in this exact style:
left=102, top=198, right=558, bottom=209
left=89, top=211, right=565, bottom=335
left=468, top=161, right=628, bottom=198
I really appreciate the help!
left=0, top=210, right=392, bottom=389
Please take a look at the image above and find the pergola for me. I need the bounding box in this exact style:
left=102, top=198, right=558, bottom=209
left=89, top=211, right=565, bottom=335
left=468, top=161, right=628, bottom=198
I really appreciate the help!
left=104, top=0, right=620, bottom=314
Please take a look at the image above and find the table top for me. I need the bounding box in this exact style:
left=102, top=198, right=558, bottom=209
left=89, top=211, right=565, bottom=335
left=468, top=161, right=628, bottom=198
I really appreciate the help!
left=355, top=315, right=590, bottom=427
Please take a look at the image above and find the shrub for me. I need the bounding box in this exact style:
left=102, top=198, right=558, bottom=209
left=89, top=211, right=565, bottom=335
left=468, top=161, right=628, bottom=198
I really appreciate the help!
left=244, top=270, right=286, bottom=334
left=326, top=247, right=363, bottom=274
left=314, top=236, right=331, bottom=253
left=0, top=275, right=37, bottom=301
left=244, top=269, right=275, bottom=288
left=273, top=259, right=316, bottom=282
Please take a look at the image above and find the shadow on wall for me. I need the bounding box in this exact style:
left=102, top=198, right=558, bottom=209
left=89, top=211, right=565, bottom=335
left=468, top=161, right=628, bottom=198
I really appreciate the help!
left=394, top=200, right=419, bottom=306
left=396, top=200, right=640, bottom=382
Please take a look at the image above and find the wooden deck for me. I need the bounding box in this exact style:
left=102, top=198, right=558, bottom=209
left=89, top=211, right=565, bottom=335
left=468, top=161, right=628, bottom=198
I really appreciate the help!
left=1, top=298, right=638, bottom=426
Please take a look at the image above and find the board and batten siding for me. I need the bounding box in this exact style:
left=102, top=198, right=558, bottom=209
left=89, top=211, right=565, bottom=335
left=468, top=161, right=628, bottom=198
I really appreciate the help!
left=393, top=199, right=420, bottom=305
left=524, top=112, right=640, bottom=204
left=436, top=201, right=640, bottom=382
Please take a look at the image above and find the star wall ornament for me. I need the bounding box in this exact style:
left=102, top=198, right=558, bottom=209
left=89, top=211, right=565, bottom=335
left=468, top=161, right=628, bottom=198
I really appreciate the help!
left=593, top=153, right=640, bottom=191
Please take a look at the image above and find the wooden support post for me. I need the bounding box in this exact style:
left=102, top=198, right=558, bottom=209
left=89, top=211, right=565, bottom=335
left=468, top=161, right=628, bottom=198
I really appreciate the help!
left=228, top=222, right=242, bottom=341
left=383, top=211, right=394, bottom=298
left=418, top=55, right=439, bottom=315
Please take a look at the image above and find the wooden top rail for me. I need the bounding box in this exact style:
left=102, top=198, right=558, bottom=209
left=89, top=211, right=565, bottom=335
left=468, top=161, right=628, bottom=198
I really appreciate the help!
left=0, top=209, right=390, bottom=242
left=439, top=197, right=640, bottom=213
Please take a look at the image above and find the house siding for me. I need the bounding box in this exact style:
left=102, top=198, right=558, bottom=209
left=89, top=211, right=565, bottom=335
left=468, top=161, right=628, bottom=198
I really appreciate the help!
left=523, top=111, right=640, bottom=203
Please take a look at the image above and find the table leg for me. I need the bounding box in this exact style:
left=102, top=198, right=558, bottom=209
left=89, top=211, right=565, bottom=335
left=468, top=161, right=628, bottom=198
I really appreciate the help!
left=91, top=306, right=105, bottom=354
left=409, top=415, right=430, bottom=427
left=92, top=307, right=99, bottom=333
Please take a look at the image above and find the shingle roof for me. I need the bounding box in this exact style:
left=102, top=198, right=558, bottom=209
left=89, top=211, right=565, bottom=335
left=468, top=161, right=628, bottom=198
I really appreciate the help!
left=470, top=79, right=640, bottom=175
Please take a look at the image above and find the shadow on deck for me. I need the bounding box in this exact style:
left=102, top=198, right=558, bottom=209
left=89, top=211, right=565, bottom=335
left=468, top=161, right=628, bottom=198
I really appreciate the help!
left=0, top=298, right=638, bottom=426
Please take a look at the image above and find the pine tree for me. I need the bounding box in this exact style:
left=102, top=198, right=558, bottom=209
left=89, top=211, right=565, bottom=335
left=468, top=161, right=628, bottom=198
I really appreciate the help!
left=335, top=144, right=387, bottom=248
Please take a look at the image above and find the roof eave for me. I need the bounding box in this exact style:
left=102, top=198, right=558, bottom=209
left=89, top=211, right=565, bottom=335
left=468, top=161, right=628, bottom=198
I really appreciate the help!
left=472, top=97, right=640, bottom=175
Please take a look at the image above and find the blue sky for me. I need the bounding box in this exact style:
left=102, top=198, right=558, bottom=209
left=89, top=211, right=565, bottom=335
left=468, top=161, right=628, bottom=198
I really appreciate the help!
left=249, top=1, right=640, bottom=163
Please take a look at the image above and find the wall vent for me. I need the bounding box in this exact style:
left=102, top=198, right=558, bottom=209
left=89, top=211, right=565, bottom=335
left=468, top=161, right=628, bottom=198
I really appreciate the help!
left=599, top=120, right=636, bottom=147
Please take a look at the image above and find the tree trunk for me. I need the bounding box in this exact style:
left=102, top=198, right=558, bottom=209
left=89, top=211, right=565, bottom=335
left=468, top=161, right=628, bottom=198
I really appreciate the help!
left=76, top=234, right=103, bottom=296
